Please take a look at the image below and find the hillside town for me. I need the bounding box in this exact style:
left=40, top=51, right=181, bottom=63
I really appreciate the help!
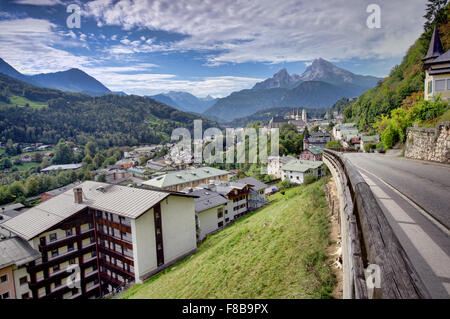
left=0, top=0, right=449, bottom=305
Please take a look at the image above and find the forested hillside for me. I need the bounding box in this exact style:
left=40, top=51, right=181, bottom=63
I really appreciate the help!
left=345, top=7, right=450, bottom=128
left=0, top=74, right=218, bottom=147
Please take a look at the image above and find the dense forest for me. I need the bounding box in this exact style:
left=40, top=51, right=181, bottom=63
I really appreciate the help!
left=0, top=74, right=219, bottom=148
left=344, top=2, right=449, bottom=129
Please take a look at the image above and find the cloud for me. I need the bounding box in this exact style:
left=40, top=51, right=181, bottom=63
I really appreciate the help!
left=84, top=0, right=427, bottom=64
left=88, top=68, right=262, bottom=97
left=14, top=0, right=63, bottom=6
left=0, top=18, right=90, bottom=74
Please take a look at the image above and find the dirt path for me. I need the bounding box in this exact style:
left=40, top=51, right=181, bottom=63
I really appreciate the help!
left=324, top=177, right=343, bottom=299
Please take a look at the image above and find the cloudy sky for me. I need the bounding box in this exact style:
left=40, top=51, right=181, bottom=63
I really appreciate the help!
left=0, top=0, right=427, bottom=97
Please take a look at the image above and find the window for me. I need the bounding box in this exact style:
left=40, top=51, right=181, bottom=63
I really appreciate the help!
left=447, top=79, right=450, bottom=90
left=428, top=81, right=433, bottom=94
left=91, top=250, right=97, bottom=257
left=54, top=279, right=61, bottom=288
left=88, top=222, right=94, bottom=229
left=53, top=264, right=60, bottom=272
left=0, top=292, right=10, bottom=299
left=66, top=229, right=73, bottom=237
left=218, top=221, right=223, bottom=228
left=51, top=249, right=58, bottom=257
left=49, top=233, right=57, bottom=242
left=19, top=276, right=28, bottom=286
left=436, top=79, right=446, bottom=92
left=22, top=292, right=30, bottom=299
left=217, top=211, right=223, bottom=219
left=67, top=243, right=74, bottom=252
left=69, top=258, right=76, bottom=265
left=72, top=289, right=78, bottom=296
left=0, top=274, right=8, bottom=284
left=90, top=237, right=95, bottom=244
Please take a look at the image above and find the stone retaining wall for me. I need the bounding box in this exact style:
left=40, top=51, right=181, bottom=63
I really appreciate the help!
left=405, top=122, right=450, bottom=164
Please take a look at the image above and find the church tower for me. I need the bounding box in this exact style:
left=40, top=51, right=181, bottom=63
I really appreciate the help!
left=302, top=109, right=307, bottom=123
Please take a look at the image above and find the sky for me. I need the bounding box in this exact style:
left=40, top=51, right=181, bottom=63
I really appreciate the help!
left=0, top=0, right=428, bottom=97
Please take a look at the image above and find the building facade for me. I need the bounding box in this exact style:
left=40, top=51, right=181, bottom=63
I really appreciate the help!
left=299, top=147, right=323, bottom=161
left=0, top=181, right=197, bottom=299
left=281, top=160, right=324, bottom=185
left=423, top=26, right=450, bottom=101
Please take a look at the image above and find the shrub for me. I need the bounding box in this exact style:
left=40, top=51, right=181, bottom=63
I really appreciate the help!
left=325, top=140, right=342, bottom=150
left=278, top=179, right=292, bottom=190
left=304, top=175, right=317, bottom=185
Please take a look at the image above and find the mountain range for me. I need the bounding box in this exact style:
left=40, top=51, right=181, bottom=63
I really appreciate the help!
left=0, top=57, right=382, bottom=122
left=149, top=91, right=218, bottom=114
left=0, top=58, right=112, bottom=96
left=204, top=58, right=382, bottom=122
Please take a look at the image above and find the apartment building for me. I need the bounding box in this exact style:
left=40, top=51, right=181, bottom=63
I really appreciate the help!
left=233, top=177, right=268, bottom=211
left=201, top=181, right=253, bottom=222
left=267, top=155, right=297, bottom=179
left=186, top=188, right=228, bottom=242
left=0, top=181, right=197, bottom=299
left=142, top=166, right=229, bottom=192
left=0, top=237, right=40, bottom=299
left=281, top=160, right=324, bottom=185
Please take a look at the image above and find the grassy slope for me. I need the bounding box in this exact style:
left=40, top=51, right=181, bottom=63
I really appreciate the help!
left=120, top=179, right=336, bottom=299
left=0, top=95, right=48, bottom=109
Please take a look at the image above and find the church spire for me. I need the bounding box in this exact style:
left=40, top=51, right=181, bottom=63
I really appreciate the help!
left=423, top=25, right=444, bottom=62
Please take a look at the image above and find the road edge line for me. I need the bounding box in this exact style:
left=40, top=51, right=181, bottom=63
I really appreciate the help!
left=352, top=163, right=450, bottom=237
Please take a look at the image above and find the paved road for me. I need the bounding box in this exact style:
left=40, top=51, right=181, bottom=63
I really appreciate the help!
left=344, top=153, right=450, bottom=298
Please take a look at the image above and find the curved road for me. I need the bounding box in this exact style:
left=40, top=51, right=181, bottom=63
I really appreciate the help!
left=344, top=153, right=450, bottom=298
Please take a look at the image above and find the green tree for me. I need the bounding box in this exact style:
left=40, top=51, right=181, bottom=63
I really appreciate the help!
left=0, top=158, right=12, bottom=170
left=93, top=153, right=105, bottom=169
left=52, top=140, right=74, bottom=164
left=25, top=177, right=40, bottom=196
left=97, top=174, right=107, bottom=183
left=424, top=0, right=449, bottom=31
left=83, top=154, right=93, bottom=166
left=85, top=141, right=98, bottom=158
left=325, top=140, right=342, bottom=149
left=8, top=181, right=25, bottom=199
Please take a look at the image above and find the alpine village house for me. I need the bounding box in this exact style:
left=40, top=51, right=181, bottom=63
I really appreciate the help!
left=423, top=26, right=450, bottom=101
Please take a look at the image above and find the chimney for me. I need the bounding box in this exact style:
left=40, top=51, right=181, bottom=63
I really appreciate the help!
left=73, top=187, right=83, bottom=203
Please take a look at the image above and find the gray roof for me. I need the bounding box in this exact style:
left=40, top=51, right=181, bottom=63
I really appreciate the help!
left=142, top=166, right=229, bottom=189
left=188, top=189, right=228, bottom=213
left=41, top=163, right=82, bottom=172
left=233, top=176, right=268, bottom=191
left=309, top=132, right=331, bottom=137
left=45, top=182, right=82, bottom=196
left=0, top=203, right=25, bottom=211
left=423, top=26, right=445, bottom=61
left=0, top=237, right=40, bottom=268
left=279, top=155, right=297, bottom=164
left=428, top=50, right=450, bottom=65
left=1, top=181, right=178, bottom=240
left=281, top=160, right=323, bottom=173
